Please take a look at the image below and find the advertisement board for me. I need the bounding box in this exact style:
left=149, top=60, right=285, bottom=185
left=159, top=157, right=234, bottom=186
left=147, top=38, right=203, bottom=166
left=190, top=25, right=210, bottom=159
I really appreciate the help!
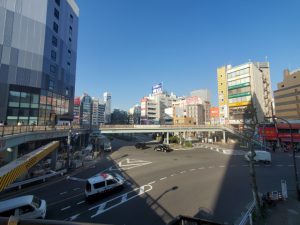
left=210, top=107, right=219, bottom=117
left=152, top=83, right=163, bottom=94
left=74, top=97, right=81, bottom=106
left=186, top=96, right=202, bottom=105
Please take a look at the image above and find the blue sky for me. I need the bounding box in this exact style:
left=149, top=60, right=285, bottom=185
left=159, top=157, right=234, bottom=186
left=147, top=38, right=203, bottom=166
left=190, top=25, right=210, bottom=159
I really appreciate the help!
left=75, top=0, right=300, bottom=110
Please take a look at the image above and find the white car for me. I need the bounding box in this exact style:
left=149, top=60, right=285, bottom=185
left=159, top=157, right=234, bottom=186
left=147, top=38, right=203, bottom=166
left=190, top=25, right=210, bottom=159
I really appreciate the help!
left=245, top=150, right=271, bottom=164
left=85, top=173, right=125, bottom=201
left=0, top=195, right=46, bottom=219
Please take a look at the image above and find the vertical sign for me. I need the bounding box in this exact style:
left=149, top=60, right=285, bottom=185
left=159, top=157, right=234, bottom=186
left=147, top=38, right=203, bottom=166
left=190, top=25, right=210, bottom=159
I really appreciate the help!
left=281, top=179, right=288, bottom=199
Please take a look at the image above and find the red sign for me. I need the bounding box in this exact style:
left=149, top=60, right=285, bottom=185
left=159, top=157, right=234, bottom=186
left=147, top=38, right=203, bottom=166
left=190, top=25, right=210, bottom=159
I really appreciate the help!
left=74, top=97, right=81, bottom=106
left=210, top=107, right=219, bottom=117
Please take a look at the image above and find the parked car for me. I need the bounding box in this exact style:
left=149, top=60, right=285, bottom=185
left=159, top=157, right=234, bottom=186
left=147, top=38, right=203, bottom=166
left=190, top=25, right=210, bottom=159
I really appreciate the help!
left=135, top=142, right=146, bottom=149
left=154, top=144, right=171, bottom=152
left=244, top=150, right=271, bottom=164
left=0, top=195, right=46, bottom=219
left=104, top=142, right=112, bottom=152
left=85, top=173, right=125, bottom=201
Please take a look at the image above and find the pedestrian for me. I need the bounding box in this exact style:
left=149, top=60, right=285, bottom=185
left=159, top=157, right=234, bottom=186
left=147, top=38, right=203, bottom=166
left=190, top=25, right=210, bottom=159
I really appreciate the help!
left=272, top=143, right=276, bottom=152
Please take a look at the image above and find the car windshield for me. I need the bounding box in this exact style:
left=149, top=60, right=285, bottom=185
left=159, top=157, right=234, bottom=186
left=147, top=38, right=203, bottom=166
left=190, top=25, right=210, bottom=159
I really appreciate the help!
left=31, top=196, right=41, bottom=208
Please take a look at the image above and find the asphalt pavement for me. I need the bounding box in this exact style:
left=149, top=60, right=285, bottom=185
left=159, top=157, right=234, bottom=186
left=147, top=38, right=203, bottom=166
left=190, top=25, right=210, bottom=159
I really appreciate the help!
left=1, top=139, right=299, bottom=225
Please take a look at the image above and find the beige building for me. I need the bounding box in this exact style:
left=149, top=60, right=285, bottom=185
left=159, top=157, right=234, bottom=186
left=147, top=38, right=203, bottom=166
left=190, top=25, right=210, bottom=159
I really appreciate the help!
left=274, top=69, right=300, bottom=120
left=217, top=62, right=273, bottom=127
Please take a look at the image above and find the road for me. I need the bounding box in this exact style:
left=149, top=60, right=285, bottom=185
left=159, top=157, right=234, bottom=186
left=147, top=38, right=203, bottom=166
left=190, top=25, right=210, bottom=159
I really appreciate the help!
left=1, top=139, right=299, bottom=225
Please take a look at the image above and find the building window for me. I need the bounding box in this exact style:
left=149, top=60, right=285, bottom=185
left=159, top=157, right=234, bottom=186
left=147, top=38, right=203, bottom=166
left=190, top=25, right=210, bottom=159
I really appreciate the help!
left=69, top=37, right=72, bottom=43
left=69, top=26, right=72, bottom=35
left=67, top=62, right=71, bottom=71
left=70, top=14, right=73, bottom=23
left=52, top=36, right=57, bottom=47
left=53, top=22, right=58, bottom=33
left=54, top=8, right=59, bottom=19
left=55, top=0, right=60, bottom=6
left=51, top=50, right=56, bottom=61
left=50, top=65, right=57, bottom=73
left=66, top=88, right=69, bottom=95
left=68, top=49, right=71, bottom=58
left=49, top=80, right=54, bottom=90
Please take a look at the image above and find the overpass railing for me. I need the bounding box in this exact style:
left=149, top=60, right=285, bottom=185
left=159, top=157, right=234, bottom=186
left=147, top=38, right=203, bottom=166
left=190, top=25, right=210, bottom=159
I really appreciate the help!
left=100, top=124, right=226, bottom=129
left=0, top=125, right=89, bottom=137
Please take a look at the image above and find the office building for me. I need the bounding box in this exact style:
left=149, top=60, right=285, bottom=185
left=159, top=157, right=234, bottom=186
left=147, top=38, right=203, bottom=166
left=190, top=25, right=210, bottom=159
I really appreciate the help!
left=73, top=96, right=80, bottom=124
left=91, top=98, right=105, bottom=126
left=217, top=62, right=273, bottom=127
left=103, top=92, right=111, bottom=124
left=128, top=105, right=141, bottom=125
left=274, top=69, right=300, bottom=120
left=80, top=93, right=92, bottom=126
left=0, top=0, right=79, bottom=125
left=190, top=89, right=211, bottom=102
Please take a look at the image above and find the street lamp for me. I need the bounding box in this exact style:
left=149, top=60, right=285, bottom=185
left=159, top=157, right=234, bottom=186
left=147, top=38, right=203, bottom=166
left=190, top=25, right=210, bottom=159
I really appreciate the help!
left=266, top=116, right=300, bottom=201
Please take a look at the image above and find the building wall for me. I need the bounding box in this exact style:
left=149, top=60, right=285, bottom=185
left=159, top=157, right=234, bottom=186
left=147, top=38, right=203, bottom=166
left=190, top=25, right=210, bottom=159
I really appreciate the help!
left=275, top=69, right=300, bottom=120
left=0, top=0, right=79, bottom=124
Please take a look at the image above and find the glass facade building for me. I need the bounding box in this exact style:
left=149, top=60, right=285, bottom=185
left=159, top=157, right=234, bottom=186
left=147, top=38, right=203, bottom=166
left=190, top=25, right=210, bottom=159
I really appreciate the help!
left=0, top=0, right=79, bottom=125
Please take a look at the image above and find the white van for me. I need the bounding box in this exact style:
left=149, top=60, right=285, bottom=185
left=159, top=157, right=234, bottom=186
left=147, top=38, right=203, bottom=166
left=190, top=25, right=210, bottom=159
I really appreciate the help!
left=245, top=150, right=271, bottom=164
left=85, top=173, right=125, bottom=201
left=0, top=195, right=46, bottom=219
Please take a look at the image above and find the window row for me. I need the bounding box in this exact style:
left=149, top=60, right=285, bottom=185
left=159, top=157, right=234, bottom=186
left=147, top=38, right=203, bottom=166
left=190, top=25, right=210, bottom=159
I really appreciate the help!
left=228, top=68, right=249, bottom=79
left=228, top=86, right=251, bottom=95
left=8, top=91, right=39, bottom=108
left=228, top=77, right=250, bottom=87
left=229, top=96, right=251, bottom=103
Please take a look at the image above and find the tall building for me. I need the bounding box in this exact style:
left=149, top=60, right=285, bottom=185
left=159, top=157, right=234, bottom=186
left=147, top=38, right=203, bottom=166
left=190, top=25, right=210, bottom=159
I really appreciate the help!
left=92, top=97, right=105, bottom=126
left=73, top=96, right=80, bottom=124
left=274, top=69, right=300, bottom=120
left=0, top=0, right=79, bottom=125
left=190, top=89, right=211, bottom=102
left=103, top=92, right=111, bottom=124
left=128, top=105, right=141, bottom=124
left=217, top=62, right=273, bottom=127
left=80, top=93, right=92, bottom=126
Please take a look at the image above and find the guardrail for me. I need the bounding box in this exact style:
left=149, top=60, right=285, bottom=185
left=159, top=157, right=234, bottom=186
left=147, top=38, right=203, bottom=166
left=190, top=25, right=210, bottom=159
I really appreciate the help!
left=4, top=169, right=67, bottom=191
left=237, top=201, right=255, bottom=225
left=0, top=125, right=89, bottom=137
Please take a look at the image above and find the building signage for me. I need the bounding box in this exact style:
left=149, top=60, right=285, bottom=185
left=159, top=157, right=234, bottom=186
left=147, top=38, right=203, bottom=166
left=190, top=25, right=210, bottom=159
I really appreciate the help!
left=152, top=83, right=163, bottom=94
left=186, top=96, right=202, bottom=105
left=210, top=107, right=220, bottom=117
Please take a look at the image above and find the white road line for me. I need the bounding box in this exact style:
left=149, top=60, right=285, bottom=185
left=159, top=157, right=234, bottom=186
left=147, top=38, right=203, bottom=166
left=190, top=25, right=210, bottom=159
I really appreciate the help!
left=190, top=169, right=196, bottom=171
left=92, top=203, right=106, bottom=218
left=198, top=167, right=204, bottom=170
left=60, top=191, right=67, bottom=195
left=67, top=213, right=80, bottom=221
left=180, top=171, right=186, bottom=174
left=73, top=188, right=80, bottom=191
left=170, top=174, right=175, bottom=177
left=61, top=206, right=71, bottom=211
left=219, top=165, right=225, bottom=168
left=160, top=177, right=167, bottom=181
left=148, top=181, right=156, bottom=185
left=121, top=194, right=127, bottom=203
left=208, top=166, right=215, bottom=169
left=76, top=201, right=85, bottom=205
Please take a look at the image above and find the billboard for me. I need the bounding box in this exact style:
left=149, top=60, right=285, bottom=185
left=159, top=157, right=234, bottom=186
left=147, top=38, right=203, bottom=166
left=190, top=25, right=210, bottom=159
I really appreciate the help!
left=152, top=83, right=163, bottom=94
left=186, top=96, right=202, bottom=105
left=74, top=97, right=81, bottom=106
left=210, top=107, right=220, bottom=117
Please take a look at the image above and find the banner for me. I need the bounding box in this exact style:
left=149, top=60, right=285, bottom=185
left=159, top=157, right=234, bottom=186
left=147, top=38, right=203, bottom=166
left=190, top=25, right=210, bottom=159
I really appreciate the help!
left=152, top=83, right=163, bottom=94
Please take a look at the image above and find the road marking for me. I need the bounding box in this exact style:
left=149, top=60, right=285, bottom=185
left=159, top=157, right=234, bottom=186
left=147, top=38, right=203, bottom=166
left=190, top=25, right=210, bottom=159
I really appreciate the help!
left=77, top=201, right=85, bottom=205
left=208, top=166, right=215, bottom=169
left=61, top=206, right=71, bottom=211
left=180, top=171, right=186, bottom=174
left=67, top=177, right=86, bottom=182
left=148, top=181, right=156, bottom=185
left=219, top=165, right=225, bottom=168
left=67, top=213, right=80, bottom=221
left=170, top=174, right=175, bottom=177
left=113, top=158, right=152, bottom=171
left=160, top=177, right=167, bottom=181
left=121, top=194, right=127, bottom=203
left=190, top=169, right=196, bottom=171
left=89, top=184, right=153, bottom=218
left=60, top=191, right=67, bottom=195
left=73, top=188, right=80, bottom=191
left=198, top=167, right=204, bottom=170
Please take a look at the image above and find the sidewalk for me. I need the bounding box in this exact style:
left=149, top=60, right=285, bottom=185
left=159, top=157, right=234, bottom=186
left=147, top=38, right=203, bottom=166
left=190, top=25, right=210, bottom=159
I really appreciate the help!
left=262, top=193, right=300, bottom=225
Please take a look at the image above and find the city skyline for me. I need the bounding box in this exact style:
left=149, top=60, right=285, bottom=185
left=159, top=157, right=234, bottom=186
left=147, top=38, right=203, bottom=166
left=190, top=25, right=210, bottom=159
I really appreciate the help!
left=75, top=0, right=300, bottom=110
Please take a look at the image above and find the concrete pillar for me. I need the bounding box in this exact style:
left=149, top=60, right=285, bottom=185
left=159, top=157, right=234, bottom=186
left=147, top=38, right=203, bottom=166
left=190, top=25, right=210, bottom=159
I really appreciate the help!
left=51, top=149, right=58, bottom=171
left=166, top=132, right=169, bottom=145
left=223, top=131, right=226, bottom=143
left=11, top=146, right=18, bottom=161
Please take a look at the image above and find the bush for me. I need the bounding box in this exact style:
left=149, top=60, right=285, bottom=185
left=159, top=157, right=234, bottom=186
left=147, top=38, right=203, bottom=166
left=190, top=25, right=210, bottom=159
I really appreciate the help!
left=169, top=136, right=179, bottom=143
left=184, top=141, right=193, bottom=148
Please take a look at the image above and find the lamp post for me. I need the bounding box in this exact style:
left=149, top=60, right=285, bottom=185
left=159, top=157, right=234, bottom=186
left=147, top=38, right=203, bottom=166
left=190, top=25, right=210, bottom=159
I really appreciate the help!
left=266, top=116, right=300, bottom=201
